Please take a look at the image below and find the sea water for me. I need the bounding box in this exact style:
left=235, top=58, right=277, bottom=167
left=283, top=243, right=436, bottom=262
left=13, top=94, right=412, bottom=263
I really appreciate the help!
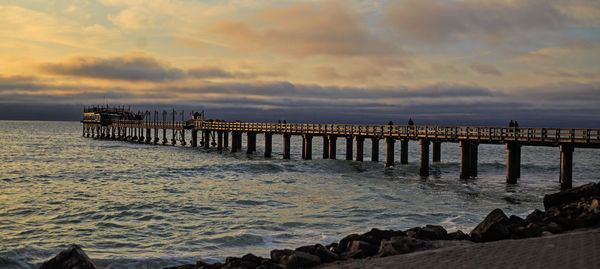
left=1, top=121, right=598, bottom=268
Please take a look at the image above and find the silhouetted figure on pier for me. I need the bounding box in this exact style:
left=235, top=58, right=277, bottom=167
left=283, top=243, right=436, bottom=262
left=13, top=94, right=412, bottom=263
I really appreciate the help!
left=514, top=121, right=519, bottom=128
left=388, top=120, right=393, bottom=125
left=283, top=120, right=287, bottom=124
left=408, top=118, right=414, bottom=126
left=509, top=120, right=515, bottom=127
left=278, top=120, right=281, bottom=123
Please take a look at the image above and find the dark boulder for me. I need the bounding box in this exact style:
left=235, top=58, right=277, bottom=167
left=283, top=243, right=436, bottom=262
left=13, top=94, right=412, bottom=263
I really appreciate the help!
left=295, top=244, right=339, bottom=263
left=293, top=251, right=321, bottom=268
left=406, top=225, right=447, bottom=240
left=525, top=209, right=546, bottom=225
left=336, top=234, right=360, bottom=253
left=542, top=222, right=565, bottom=234
left=223, top=253, right=265, bottom=269
left=543, top=182, right=600, bottom=210
left=270, top=249, right=294, bottom=266
left=447, top=230, right=470, bottom=241
left=377, top=236, right=430, bottom=257
left=347, top=240, right=378, bottom=258
left=359, top=228, right=406, bottom=245
left=270, top=249, right=321, bottom=269
left=164, top=265, right=196, bottom=269
left=39, top=245, right=96, bottom=269
left=470, top=208, right=510, bottom=242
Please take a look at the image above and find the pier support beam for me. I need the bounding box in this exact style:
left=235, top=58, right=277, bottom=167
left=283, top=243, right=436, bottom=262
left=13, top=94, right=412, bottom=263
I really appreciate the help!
left=328, top=135, right=337, bottom=159
left=191, top=130, right=198, bottom=147
left=247, top=132, right=257, bottom=154
left=432, top=141, right=441, bottom=163
left=264, top=133, right=272, bottom=158
left=322, top=135, right=330, bottom=159
left=470, top=143, right=478, bottom=177
left=400, top=139, right=409, bottom=164
left=230, top=131, right=238, bottom=152
left=224, top=132, right=229, bottom=148
left=181, top=130, right=186, bottom=146
left=420, top=140, right=430, bottom=177
left=355, top=136, right=364, bottom=162
left=283, top=133, right=291, bottom=159
left=304, top=135, right=313, bottom=160
left=203, top=131, right=211, bottom=149
left=385, top=137, right=395, bottom=167
left=302, top=136, right=306, bottom=159
left=371, top=138, right=379, bottom=162
left=460, top=141, right=472, bottom=179
left=506, top=142, right=521, bottom=184
left=146, top=128, right=151, bottom=144
left=171, top=128, right=176, bottom=146
left=217, top=131, right=223, bottom=150
left=346, top=137, right=353, bottom=161
left=560, top=144, right=574, bottom=189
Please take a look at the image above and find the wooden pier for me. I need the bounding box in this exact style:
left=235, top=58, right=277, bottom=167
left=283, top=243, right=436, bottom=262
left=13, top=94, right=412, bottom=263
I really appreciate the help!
left=83, top=118, right=600, bottom=189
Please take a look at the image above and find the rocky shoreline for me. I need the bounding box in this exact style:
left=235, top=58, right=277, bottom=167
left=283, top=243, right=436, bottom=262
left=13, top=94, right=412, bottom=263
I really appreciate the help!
left=40, top=181, right=600, bottom=269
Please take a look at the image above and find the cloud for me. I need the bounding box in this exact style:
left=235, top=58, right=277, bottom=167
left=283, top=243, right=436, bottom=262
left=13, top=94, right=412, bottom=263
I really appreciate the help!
left=208, top=1, right=400, bottom=57
left=384, top=0, right=575, bottom=44
left=470, top=63, right=503, bottom=76
left=39, top=54, right=185, bottom=81
left=188, top=67, right=234, bottom=79
left=0, top=75, right=42, bottom=91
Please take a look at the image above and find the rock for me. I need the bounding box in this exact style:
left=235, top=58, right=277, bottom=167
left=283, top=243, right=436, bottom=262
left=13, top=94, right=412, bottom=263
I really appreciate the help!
left=348, top=240, right=378, bottom=258
left=294, top=251, right=321, bottom=268
left=406, top=225, right=447, bottom=240
left=325, top=242, right=338, bottom=253
left=543, top=182, right=600, bottom=210
left=359, top=228, right=406, bottom=245
left=270, top=249, right=294, bottom=266
left=589, top=199, right=600, bottom=214
left=377, top=236, right=429, bottom=257
left=511, top=223, right=542, bottom=239
left=223, top=253, right=264, bottom=268
left=447, top=230, right=470, bottom=241
left=295, top=244, right=339, bottom=263
left=526, top=209, right=546, bottom=224
left=336, top=234, right=360, bottom=253
left=39, top=245, right=97, bottom=269
left=542, top=222, right=565, bottom=234
left=470, top=208, right=510, bottom=242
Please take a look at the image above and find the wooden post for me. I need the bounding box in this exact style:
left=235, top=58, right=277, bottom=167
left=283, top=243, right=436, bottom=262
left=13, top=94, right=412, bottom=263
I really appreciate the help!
left=506, top=142, right=521, bottom=184
left=560, top=144, right=574, bottom=189
left=355, top=136, right=364, bottom=162
left=204, top=131, right=210, bottom=149
left=371, top=138, right=379, bottom=162
left=322, top=135, right=330, bottom=159
left=400, top=139, right=409, bottom=164
left=470, top=143, right=478, bottom=177
left=328, top=135, right=337, bottom=159
left=515, top=144, right=521, bottom=179
left=231, top=131, right=239, bottom=152
left=146, top=128, right=151, bottom=144
left=264, top=133, right=272, bottom=158
left=420, top=140, right=430, bottom=176
left=304, top=134, right=313, bottom=160
left=247, top=132, right=256, bottom=154
left=162, top=127, right=167, bottom=145
left=386, top=137, right=395, bottom=167
left=217, top=131, right=223, bottom=150
left=302, top=136, right=306, bottom=159
left=191, top=130, right=198, bottom=147
left=432, top=141, right=441, bottom=162
left=181, top=129, right=186, bottom=146
left=460, top=141, right=471, bottom=179
left=346, top=136, right=353, bottom=160
left=283, top=133, right=291, bottom=159
left=224, top=132, right=229, bottom=148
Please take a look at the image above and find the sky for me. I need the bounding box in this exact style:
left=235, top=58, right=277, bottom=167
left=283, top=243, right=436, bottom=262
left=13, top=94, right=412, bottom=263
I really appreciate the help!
left=1, top=0, right=599, bottom=126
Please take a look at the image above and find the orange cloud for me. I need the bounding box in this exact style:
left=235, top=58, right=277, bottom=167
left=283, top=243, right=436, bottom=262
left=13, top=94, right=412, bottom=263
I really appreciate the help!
left=208, top=1, right=399, bottom=57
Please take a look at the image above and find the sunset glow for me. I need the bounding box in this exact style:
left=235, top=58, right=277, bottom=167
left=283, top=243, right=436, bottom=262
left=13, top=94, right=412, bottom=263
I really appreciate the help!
left=1, top=0, right=599, bottom=125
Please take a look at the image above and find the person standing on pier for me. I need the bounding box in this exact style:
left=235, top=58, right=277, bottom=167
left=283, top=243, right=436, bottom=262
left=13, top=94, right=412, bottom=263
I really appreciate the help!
left=408, top=118, right=414, bottom=126
left=509, top=120, right=515, bottom=127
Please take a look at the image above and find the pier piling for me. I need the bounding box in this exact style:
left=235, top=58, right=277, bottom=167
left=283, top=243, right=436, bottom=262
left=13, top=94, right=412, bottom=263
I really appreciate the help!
left=346, top=137, right=353, bottom=161
left=420, top=140, right=430, bottom=177
left=304, top=135, right=313, bottom=160
left=355, top=136, right=364, bottom=162
left=560, top=144, right=574, bottom=189
left=386, top=137, right=395, bottom=167
left=264, top=133, right=272, bottom=158
left=328, top=135, right=337, bottom=159
left=322, top=135, right=330, bottom=159
left=460, top=141, right=472, bottom=179
left=371, top=138, right=379, bottom=162
left=283, top=133, right=291, bottom=159
left=400, top=139, right=408, bottom=164
left=506, top=142, right=521, bottom=184
left=432, top=141, right=441, bottom=163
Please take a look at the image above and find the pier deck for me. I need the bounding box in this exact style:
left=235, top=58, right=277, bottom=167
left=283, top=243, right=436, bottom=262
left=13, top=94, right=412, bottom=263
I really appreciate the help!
left=82, top=118, right=600, bottom=189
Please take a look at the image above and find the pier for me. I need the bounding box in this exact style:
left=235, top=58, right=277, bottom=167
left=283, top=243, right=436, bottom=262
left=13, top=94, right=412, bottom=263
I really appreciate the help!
left=82, top=108, right=600, bottom=189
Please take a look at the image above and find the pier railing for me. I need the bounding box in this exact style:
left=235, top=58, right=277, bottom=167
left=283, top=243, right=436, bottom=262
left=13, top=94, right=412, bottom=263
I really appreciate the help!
left=195, top=121, right=600, bottom=147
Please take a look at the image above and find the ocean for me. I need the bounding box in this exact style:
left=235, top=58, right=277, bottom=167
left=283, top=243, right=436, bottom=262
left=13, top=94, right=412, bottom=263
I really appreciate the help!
left=1, top=120, right=598, bottom=268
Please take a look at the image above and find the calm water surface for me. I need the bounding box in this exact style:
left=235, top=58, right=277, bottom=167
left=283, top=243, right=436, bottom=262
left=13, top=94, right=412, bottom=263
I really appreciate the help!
left=1, top=121, right=599, bottom=268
